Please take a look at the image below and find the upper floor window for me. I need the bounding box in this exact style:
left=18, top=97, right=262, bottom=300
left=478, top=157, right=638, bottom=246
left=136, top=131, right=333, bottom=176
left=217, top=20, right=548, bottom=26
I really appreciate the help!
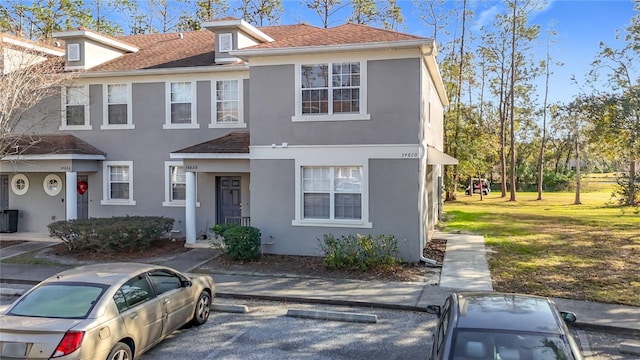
left=102, top=84, right=133, bottom=129
left=294, top=61, right=370, bottom=122
left=210, top=80, right=245, bottom=128
left=165, top=81, right=198, bottom=129
left=61, top=85, right=90, bottom=130
left=219, top=33, right=233, bottom=52
left=101, top=161, right=136, bottom=205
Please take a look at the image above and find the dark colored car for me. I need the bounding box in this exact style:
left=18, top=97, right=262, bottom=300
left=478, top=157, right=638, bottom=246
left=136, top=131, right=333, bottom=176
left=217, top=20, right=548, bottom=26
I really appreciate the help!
left=426, top=292, right=583, bottom=360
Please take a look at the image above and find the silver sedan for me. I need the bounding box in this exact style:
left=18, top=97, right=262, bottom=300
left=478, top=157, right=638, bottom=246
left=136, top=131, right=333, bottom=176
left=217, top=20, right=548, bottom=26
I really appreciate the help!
left=0, top=263, right=215, bottom=360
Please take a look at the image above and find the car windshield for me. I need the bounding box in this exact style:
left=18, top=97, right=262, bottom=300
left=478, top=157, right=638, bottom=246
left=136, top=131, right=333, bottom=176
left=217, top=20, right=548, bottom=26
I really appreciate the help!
left=452, top=330, right=573, bottom=360
left=8, top=283, right=107, bottom=319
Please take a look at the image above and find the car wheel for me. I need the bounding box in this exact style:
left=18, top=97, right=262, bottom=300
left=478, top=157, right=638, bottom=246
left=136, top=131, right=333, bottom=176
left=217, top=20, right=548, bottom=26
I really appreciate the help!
left=192, top=291, right=211, bottom=326
left=106, top=342, right=132, bottom=360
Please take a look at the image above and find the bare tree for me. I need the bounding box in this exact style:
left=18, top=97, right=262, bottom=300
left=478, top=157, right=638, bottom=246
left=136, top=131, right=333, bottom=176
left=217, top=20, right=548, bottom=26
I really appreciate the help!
left=305, top=0, right=344, bottom=28
left=0, top=37, right=74, bottom=158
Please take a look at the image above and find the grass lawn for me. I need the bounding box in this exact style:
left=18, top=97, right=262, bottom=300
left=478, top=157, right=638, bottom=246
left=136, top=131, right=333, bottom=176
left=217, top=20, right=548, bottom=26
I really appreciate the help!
left=441, top=189, right=640, bottom=306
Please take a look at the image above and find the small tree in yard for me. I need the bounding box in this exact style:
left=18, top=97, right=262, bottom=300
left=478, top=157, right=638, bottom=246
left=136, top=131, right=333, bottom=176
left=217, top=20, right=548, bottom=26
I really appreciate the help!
left=1, top=37, right=74, bottom=159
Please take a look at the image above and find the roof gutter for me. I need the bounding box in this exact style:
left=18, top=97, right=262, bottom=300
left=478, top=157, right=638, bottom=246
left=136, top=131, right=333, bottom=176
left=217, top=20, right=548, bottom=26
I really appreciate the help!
left=230, top=39, right=434, bottom=59
left=77, top=64, right=250, bottom=78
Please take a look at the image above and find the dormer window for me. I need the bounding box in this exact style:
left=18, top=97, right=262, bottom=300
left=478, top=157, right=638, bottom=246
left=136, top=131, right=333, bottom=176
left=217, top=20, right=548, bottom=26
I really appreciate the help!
left=219, top=33, right=233, bottom=52
left=67, top=44, right=80, bottom=61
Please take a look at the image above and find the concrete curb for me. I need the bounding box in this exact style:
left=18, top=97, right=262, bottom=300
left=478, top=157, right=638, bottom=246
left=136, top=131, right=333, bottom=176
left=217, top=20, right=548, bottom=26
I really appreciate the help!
left=216, top=292, right=425, bottom=312
left=287, top=308, right=377, bottom=323
left=620, top=341, right=640, bottom=356
left=569, top=321, right=640, bottom=338
left=0, top=288, right=24, bottom=297
left=212, top=303, right=249, bottom=313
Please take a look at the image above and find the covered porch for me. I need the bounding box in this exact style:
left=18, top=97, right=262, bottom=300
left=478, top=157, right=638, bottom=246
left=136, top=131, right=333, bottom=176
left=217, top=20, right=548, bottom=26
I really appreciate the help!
left=170, top=132, right=251, bottom=245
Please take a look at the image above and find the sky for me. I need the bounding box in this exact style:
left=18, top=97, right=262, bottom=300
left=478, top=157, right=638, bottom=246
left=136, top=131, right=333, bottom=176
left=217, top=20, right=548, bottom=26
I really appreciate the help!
left=275, top=0, right=638, bottom=105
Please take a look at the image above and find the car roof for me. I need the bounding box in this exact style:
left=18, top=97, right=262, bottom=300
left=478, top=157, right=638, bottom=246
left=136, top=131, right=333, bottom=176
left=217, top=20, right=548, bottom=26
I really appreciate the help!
left=452, top=292, right=563, bottom=334
left=43, top=263, right=167, bottom=286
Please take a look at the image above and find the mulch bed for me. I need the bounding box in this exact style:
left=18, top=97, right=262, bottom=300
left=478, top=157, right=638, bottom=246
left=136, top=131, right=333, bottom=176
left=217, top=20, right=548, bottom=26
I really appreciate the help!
left=47, top=239, right=190, bottom=262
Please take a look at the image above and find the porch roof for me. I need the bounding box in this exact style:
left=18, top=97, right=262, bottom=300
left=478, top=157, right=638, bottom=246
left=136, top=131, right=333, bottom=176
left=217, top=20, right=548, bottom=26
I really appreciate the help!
left=170, top=131, right=250, bottom=160
left=1, top=134, right=106, bottom=160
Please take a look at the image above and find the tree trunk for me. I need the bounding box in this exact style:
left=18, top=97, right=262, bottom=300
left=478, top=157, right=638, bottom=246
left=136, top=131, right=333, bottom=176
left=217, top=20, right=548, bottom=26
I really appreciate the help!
left=508, top=0, right=517, bottom=202
left=537, top=33, right=551, bottom=201
left=574, top=136, right=582, bottom=205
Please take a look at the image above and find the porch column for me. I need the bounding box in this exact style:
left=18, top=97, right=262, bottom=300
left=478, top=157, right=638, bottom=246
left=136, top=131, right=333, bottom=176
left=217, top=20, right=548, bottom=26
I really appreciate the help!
left=65, top=171, right=78, bottom=220
left=185, top=171, right=197, bottom=245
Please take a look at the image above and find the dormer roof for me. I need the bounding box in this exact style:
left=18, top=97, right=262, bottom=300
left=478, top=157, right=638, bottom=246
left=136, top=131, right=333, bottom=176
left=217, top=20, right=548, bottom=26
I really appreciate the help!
left=203, top=18, right=275, bottom=43
left=52, top=27, right=139, bottom=53
left=0, top=33, right=65, bottom=56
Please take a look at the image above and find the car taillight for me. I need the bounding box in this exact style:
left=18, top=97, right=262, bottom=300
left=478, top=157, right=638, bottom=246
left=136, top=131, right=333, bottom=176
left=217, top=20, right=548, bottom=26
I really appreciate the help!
left=51, top=331, right=84, bottom=358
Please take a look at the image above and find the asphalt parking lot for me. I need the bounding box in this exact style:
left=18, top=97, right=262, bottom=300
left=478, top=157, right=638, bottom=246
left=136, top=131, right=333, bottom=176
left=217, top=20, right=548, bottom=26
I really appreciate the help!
left=137, top=299, right=639, bottom=360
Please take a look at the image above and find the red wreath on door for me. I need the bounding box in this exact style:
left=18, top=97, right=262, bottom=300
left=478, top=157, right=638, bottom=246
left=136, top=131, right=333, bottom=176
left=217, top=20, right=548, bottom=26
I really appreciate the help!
left=77, top=180, right=88, bottom=195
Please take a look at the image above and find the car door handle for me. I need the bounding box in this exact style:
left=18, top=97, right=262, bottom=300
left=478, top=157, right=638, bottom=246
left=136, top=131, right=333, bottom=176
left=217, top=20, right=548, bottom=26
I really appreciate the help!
left=164, top=299, right=170, bottom=304
left=130, top=312, right=138, bottom=320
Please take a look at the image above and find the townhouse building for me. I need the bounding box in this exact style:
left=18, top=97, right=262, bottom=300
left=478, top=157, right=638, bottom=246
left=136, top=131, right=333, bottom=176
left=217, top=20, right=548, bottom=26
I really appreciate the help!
left=0, top=19, right=456, bottom=262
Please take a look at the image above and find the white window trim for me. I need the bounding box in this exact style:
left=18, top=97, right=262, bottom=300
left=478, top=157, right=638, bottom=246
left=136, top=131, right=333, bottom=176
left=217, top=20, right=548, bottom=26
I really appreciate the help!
left=209, top=79, right=246, bottom=129
left=164, top=81, right=199, bottom=129
left=102, top=83, right=134, bottom=130
left=219, top=33, right=233, bottom=52
left=292, top=163, right=372, bottom=228
left=43, top=174, right=63, bottom=196
left=292, top=61, right=370, bottom=122
left=101, top=161, right=136, bottom=205
left=162, top=161, right=200, bottom=207
left=11, top=173, right=29, bottom=196
left=60, top=85, right=91, bottom=130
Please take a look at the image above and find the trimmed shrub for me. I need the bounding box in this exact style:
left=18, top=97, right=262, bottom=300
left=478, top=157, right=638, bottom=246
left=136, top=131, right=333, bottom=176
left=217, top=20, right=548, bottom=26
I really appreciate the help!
left=48, top=216, right=174, bottom=252
left=319, top=233, right=400, bottom=271
left=220, top=226, right=261, bottom=261
left=211, top=223, right=239, bottom=238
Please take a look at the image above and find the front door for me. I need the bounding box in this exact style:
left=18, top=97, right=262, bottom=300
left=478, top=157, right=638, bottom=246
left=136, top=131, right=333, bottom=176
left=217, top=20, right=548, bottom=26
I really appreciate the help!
left=76, top=175, right=89, bottom=220
left=216, top=176, right=241, bottom=225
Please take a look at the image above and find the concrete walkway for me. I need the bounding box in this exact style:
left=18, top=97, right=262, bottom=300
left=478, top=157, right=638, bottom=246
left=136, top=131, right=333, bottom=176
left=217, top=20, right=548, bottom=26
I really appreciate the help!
left=436, top=232, right=493, bottom=291
left=1, top=231, right=640, bottom=349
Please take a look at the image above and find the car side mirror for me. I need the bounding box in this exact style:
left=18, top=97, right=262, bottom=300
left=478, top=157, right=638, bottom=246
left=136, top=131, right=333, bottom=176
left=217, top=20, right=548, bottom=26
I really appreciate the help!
left=560, top=311, right=577, bottom=323
left=426, top=305, right=441, bottom=317
left=181, top=280, right=193, bottom=287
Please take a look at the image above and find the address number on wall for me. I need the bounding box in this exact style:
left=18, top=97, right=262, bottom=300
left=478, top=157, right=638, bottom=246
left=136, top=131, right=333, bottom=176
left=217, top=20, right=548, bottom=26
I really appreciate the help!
left=401, top=152, right=418, bottom=158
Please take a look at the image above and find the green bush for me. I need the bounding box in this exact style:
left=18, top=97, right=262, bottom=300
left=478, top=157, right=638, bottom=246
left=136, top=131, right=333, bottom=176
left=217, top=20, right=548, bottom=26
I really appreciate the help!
left=211, top=223, right=239, bottom=237
left=48, top=216, right=174, bottom=252
left=319, top=233, right=400, bottom=271
left=220, top=226, right=262, bottom=261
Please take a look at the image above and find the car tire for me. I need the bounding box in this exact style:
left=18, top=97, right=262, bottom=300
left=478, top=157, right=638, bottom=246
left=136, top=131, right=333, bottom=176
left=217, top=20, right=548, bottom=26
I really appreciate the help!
left=191, top=291, right=211, bottom=326
left=106, top=342, right=132, bottom=360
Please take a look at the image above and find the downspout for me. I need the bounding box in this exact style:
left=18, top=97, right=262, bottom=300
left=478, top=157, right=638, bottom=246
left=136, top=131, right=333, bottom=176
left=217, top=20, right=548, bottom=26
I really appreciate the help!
left=418, top=59, right=438, bottom=266
left=419, top=143, right=438, bottom=266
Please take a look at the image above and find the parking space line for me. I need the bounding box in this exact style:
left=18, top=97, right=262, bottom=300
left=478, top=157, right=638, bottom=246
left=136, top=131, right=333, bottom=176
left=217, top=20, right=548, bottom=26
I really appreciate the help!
left=576, top=330, right=593, bottom=358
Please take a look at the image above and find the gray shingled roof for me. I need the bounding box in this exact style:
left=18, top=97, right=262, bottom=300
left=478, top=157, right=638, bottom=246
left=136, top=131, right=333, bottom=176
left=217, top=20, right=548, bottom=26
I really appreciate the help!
left=5, top=134, right=105, bottom=156
left=173, top=132, right=249, bottom=154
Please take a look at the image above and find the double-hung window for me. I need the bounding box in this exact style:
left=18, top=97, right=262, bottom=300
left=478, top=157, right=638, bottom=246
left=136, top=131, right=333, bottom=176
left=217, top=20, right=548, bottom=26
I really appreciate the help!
left=302, top=166, right=362, bottom=220
left=163, top=162, right=199, bottom=207
left=61, top=85, right=90, bottom=129
left=211, top=79, right=244, bottom=128
left=165, top=81, right=197, bottom=128
left=294, top=61, right=369, bottom=122
left=170, top=165, right=186, bottom=202
left=102, top=161, right=135, bottom=205
left=103, top=84, right=133, bottom=129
